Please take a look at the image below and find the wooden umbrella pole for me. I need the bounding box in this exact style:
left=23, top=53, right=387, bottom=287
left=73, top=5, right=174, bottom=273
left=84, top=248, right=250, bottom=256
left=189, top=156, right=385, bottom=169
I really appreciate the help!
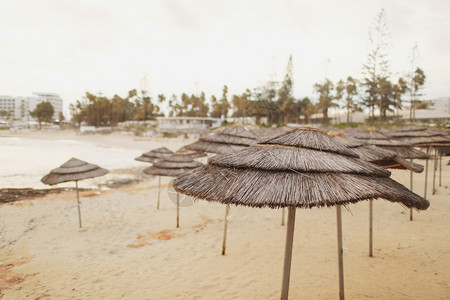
left=176, top=192, right=180, bottom=228
left=280, top=207, right=296, bottom=300
left=336, top=204, right=345, bottom=300
left=369, top=200, right=373, bottom=257
left=432, top=148, right=437, bottom=195
left=281, top=207, right=285, bottom=226
left=409, top=161, right=413, bottom=221
left=157, top=176, right=161, bottom=210
left=222, top=204, right=230, bottom=255
left=439, top=152, right=442, bottom=187
left=424, top=147, right=430, bottom=200
left=76, top=181, right=82, bottom=228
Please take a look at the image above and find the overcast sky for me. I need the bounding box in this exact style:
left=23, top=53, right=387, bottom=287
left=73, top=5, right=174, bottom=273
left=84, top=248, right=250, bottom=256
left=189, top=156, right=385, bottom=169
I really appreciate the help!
left=1, top=0, right=449, bottom=115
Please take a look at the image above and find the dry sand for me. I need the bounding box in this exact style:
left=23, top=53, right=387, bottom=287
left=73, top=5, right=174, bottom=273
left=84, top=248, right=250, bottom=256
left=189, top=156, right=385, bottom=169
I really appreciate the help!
left=0, top=130, right=449, bottom=299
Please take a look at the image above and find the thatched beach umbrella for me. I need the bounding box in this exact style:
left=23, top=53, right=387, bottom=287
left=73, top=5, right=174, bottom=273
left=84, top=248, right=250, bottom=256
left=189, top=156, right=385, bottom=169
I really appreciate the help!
left=390, top=125, right=450, bottom=196
left=176, top=146, right=207, bottom=159
left=134, top=147, right=173, bottom=163
left=135, top=147, right=174, bottom=209
left=353, top=128, right=429, bottom=221
left=41, top=158, right=108, bottom=228
left=329, top=132, right=424, bottom=256
left=184, top=124, right=260, bottom=254
left=174, top=127, right=429, bottom=300
left=143, top=153, right=202, bottom=227
left=185, top=124, right=258, bottom=155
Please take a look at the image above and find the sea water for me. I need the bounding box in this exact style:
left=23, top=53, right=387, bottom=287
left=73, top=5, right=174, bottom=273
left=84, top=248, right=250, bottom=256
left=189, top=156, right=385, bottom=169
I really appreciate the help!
left=0, top=136, right=144, bottom=189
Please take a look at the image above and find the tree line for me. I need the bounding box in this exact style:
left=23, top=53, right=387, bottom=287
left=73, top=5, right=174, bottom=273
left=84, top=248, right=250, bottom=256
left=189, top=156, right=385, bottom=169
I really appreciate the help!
left=68, top=9, right=426, bottom=127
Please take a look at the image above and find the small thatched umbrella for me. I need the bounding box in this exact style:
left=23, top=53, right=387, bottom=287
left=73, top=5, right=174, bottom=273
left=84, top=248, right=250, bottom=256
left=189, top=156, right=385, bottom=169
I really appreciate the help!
left=176, top=146, right=207, bottom=159
left=41, top=158, right=108, bottom=228
left=185, top=124, right=259, bottom=155
left=134, top=147, right=173, bottom=163
left=184, top=124, right=260, bottom=254
left=135, top=147, right=174, bottom=209
left=143, top=153, right=202, bottom=227
left=174, top=127, right=429, bottom=300
left=329, top=132, right=424, bottom=256
left=353, top=128, right=429, bottom=221
left=390, top=125, right=450, bottom=196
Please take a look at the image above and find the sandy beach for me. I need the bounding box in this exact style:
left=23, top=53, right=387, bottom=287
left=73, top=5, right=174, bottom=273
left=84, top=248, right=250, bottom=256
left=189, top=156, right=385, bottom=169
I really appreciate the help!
left=0, top=130, right=449, bottom=299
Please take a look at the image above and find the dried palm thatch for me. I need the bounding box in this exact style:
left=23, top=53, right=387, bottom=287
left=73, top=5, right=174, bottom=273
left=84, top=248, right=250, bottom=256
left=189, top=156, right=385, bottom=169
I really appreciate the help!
left=184, top=124, right=258, bottom=154
left=329, top=133, right=424, bottom=172
left=391, top=124, right=427, bottom=132
left=390, top=125, right=450, bottom=146
left=177, top=127, right=428, bottom=208
left=184, top=140, right=248, bottom=154
left=135, top=147, right=174, bottom=163
left=143, top=153, right=203, bottom=177
left=201, top=134, right=257, bottom=146
left=41, top=158, right=109, bottom=228
left=173, top=126, right=429, bottom=299
left=216, top=124, right=259, bottom=139
left=177, top=146, right=207, bottom=158
left=255, top=126, right=290, bottom=138
left=353, top=129, right=429, bottom=159
left=41, top=158, right=109, bottom=185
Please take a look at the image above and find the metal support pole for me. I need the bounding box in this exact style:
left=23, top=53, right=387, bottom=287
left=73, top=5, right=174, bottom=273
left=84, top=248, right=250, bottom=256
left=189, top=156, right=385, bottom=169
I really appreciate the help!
left=76, top=181, right=82, bottom=228
left=369, top=200, right=373, bottom=257
left=281, top=207, right=285, bottom=226
left=157, top=176, right=161, bottom=210
left=280, top=207, right=296, bottom=300
left=222, top=204, right=230, bottom=255
left=176, top=192, right=179, bottom=228
left=336, top=205, right=345, bottom=300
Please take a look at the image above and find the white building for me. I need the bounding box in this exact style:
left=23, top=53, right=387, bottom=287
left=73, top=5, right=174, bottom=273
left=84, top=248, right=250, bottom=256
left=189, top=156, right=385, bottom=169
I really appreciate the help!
left=0, top=93, right=63, bottom=122
left=0, top=95, right=16, bottom=119
left=157, top=116, right=222, bottom=133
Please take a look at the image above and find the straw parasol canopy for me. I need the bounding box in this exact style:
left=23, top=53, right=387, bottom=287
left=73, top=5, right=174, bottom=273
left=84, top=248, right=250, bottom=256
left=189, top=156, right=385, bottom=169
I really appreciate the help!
left=184, top=124, right=259, bottom=154
left=390, top=125, right=450, bottom=147
left=174, top=127, right=429, bottom=299
left=390, top=125, right=450, bottom=197
left=176, top=146, right=207, bottom=159
left=353, top=128, right=429, bottom=159
left=329, top=132, right=424, bottom=172
left=175, top=127, right=428, bottom=209
left=144, top=153, right=203, bottom=227
left=41, top=158, right=108, bottom=185
left=41, top=158, right=109, bottom=228
left=143, top=153, right=203, bottom=177
left=134, top=147, right=174, bottom=163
